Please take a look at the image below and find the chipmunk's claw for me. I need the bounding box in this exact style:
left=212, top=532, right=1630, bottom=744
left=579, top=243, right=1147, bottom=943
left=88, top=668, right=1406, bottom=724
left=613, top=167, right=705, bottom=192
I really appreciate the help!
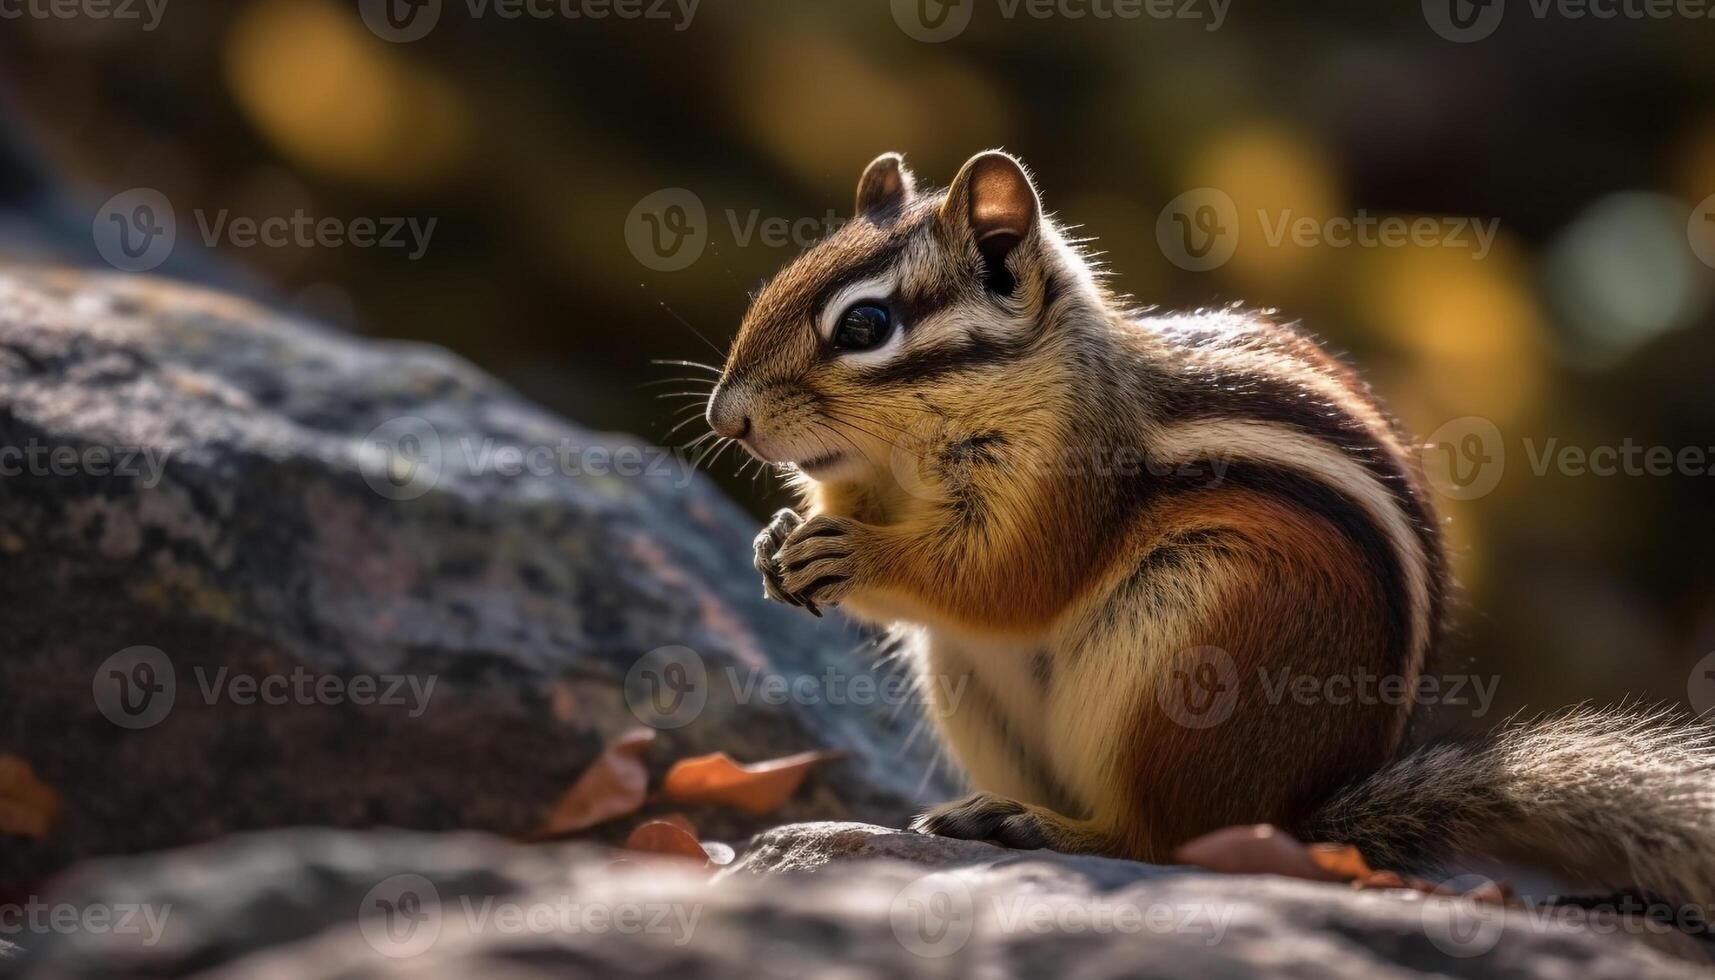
left=912, top=792, right=1051, bottom=850
left=777, top=515, right=861, bottom=609
left=753, top=508, right=804, bottom=608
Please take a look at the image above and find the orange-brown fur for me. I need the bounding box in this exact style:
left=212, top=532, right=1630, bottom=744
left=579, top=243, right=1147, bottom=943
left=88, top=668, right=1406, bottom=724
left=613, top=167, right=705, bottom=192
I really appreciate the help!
left=1108, top=489, right=1395, bottom=858
left=706, top=151, right=1715, bottom=908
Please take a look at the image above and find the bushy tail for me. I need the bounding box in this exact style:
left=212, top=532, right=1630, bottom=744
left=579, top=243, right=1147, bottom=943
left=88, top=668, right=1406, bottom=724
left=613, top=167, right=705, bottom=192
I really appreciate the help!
left=1310, top=707, right=1715, bottom=906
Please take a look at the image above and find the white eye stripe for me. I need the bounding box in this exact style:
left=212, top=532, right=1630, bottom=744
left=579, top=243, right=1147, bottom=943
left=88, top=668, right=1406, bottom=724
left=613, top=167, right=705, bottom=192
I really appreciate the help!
left=818, top=272, right=896, bottom=342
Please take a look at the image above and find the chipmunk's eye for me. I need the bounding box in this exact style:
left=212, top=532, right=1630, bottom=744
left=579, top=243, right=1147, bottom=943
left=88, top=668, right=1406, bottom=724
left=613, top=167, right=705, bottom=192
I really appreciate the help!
left=831, top=304, right=894, bottom=353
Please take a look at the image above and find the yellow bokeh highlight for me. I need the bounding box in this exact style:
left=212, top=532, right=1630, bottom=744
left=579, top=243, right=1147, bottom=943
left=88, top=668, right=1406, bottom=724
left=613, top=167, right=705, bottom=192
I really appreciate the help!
left=1354, top=235, right=1551, bottom=598
left=1184, top=124, right=1340, bottom=292
left=224, top=0, right=469, bottom=188
left=1356, top=235, right=1547, bottom=430
left=1673, top=116, right=1715, bottom=206
left=730, top=30, right=1004, bottom=200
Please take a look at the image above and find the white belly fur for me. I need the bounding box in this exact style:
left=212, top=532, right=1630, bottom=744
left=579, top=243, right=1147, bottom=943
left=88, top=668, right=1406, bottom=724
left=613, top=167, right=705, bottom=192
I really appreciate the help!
left=918, top=619, right=1144, bottom=822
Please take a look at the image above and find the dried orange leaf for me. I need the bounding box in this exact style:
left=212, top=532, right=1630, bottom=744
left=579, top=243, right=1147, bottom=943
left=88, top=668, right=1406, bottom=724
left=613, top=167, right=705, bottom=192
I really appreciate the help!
left=0, top=754, right=61, bottom=840
left=654, top=812, right=698, bottom=836
left=1308, top=843, right=1373, bottom=881
left=623, top=820, right=708, bottom=861
left=658, top=749, right=836, bottom=815
left=534, top=728, right=656, bottom=838
left=1172, top=824, right=1345, bottom=883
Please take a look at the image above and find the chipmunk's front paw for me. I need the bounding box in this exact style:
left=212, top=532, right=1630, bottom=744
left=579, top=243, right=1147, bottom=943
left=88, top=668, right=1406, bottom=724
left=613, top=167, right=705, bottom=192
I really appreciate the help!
left=753, top=508, right=804, bottom=609
left=911, top=792, right=1051, bottom=850
left=775, top=514, right=871, bottom=614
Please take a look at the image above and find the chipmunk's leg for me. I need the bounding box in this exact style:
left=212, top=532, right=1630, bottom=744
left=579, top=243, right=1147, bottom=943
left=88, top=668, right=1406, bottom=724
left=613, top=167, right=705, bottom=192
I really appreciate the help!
left=912, top=792, right=1121, bottom=854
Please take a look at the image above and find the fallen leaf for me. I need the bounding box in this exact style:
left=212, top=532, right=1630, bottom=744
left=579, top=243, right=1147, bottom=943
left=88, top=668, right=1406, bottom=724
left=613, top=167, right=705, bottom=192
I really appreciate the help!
left=1173, top=825, right=1346, bottom=883
left=654, top=812, right=698, bottom=836
left=657, top=749, right=836, bottom=815
left=0, top=755, right=61, bottom=840
left=1308, top=843, right=1373, bottom=880
left=1178, top=825, right=1517, bottom=902
left=534, top=728, right=656, bottom=839
left=624, top=820, right=708, bottom=861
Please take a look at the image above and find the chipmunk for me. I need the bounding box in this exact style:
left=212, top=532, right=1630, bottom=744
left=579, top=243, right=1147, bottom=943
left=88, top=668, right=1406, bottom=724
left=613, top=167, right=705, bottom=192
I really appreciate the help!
left=704, top=150, right=1715, bottom=904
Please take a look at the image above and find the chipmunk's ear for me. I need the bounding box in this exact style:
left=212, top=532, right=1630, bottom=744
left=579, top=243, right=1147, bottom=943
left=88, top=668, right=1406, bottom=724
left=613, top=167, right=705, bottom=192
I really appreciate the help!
left=855, top=152, right=917, bottom=217
left=940, top=150, right=1041, bottom=294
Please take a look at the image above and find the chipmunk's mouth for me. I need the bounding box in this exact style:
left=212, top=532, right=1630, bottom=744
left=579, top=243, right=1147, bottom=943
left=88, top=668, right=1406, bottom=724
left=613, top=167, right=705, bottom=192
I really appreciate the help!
left=793, top=450, right=846, bottom=477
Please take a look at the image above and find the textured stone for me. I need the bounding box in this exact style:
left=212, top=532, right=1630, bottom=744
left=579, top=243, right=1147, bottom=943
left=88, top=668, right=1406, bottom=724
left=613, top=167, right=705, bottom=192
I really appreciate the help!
left=12, top=824, right=1709, bottom=978
left=0, top=269, right=945, bottom=881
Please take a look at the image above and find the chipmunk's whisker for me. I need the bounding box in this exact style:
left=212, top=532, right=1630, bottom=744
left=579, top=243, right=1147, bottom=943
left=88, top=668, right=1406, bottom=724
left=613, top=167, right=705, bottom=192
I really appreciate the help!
left=640, top=376, right=717, bottom=389
left=662, top=412, right=709, bottom=441
left=650, top=358, right=723, bottom=374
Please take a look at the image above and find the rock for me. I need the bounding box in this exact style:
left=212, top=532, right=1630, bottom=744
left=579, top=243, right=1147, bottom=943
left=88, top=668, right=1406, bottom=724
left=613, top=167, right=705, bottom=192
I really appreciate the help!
left=0, top=269, right=946, bottom=881
left=12, top=823, right=1709, bottom=978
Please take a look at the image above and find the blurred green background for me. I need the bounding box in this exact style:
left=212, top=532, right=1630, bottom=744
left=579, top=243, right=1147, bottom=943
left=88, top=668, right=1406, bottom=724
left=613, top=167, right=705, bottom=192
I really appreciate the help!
left=2, top=0, right=1713, bottom=726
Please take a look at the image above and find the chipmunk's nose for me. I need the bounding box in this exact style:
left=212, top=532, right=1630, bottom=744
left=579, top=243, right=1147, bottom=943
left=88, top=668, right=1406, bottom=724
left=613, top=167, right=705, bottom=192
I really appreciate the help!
left=706, top=385, right=752, bottom=440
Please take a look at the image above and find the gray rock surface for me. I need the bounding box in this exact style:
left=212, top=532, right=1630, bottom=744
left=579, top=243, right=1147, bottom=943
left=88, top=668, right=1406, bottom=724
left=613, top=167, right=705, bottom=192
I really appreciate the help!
left=12, top=822, right=1709, bottom=978
left=0, top=268, right=945, bottom=881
